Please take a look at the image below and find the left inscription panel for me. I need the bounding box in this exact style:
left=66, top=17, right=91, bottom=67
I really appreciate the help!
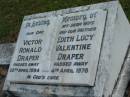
left=6, top=16, right=62, bottom=82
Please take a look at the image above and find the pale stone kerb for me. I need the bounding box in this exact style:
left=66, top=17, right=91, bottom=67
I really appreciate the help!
left=0, top=43, right=15, bottom=65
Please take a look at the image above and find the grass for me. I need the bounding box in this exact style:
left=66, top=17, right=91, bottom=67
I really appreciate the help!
left=0, top=0, right=130, bottom=43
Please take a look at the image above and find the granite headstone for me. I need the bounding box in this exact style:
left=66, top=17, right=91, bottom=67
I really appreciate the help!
left=3, top=1, right=130, bottom=97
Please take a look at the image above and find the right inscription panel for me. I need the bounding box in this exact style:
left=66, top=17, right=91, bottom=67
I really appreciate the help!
left=51, top=9, right=107, bottom=86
